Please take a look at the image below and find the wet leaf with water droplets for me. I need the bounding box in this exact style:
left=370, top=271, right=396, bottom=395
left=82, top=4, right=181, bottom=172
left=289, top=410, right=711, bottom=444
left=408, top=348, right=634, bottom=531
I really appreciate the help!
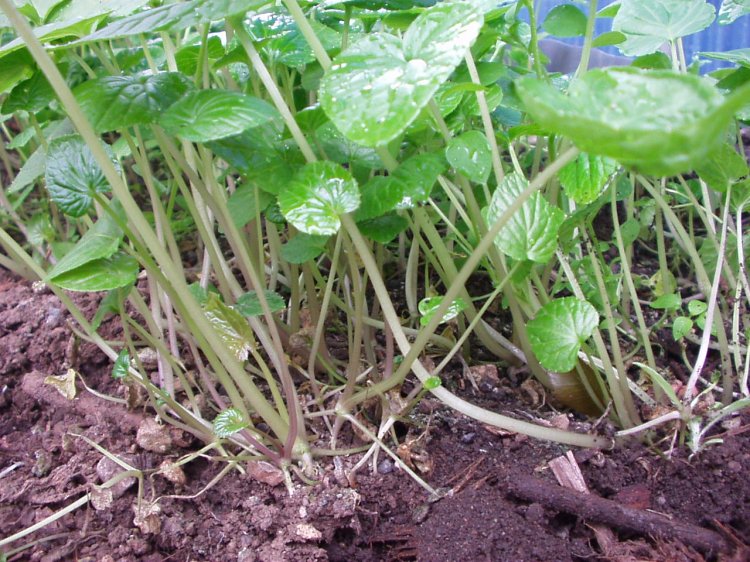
left=320, top=0, right=484, bottom=146
left=278, top=161, right=359, bottom=235
left=445, top=131, right=492, bottom=183
left=515, top=67, right=745, bottom=176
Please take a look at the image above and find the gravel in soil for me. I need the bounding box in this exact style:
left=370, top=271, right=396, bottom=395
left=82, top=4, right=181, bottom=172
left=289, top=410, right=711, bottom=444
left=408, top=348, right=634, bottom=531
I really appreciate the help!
left=1, top=268, right=748, bottom=561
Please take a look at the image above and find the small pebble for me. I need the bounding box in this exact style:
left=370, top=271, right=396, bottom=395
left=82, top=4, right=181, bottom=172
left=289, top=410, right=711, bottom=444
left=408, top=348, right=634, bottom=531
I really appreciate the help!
left=32, top=450, right=52, bottom=477
left=461, top=432, right=476, bottom=444
left=377, top=458, right=395, bottom=475
left=727, top=460, right=742, bottom=473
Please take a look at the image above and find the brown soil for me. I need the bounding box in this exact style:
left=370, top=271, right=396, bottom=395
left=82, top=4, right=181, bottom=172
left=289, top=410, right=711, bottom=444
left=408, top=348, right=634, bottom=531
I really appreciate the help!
left=1, top=268, right=749, bottom=562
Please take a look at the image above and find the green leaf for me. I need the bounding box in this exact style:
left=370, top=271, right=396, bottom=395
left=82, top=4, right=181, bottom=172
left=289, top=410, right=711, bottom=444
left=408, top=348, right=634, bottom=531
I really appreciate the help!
left=160, top=90, right=278, bottom=143
left=718, top=0, right=750, bottom=24
left=51, top=252, right=139, bottom=291
left=51, top=0, right=151, bottom=21
left=356, top=153, right=445, bottom=221
left=515, top=68, right=743, bottom=176
left=612, top=0, right=715, bottom=56
left=74, top=1, right=195, bottom=42
left=445, top=130, right=492, bottom=183
left=700, top=48, right=750, bottom=67
left=0, top=14, right=106, bottom=56
left=235, top=290, right=286, bottom=317
left=72, top=0, right=266, bottom=44
left=316, top=122, right=383, bottom=170
left=0, top=50, right=34, bottom=95
left=319, top=0, right=484, bottom=146
left=650, top=293, right=682, bottom=310
left=357, top=214, right=409, bottom=244
left=269, top=18, right=341, bottom=68
left=2, top=70, right=54, bottom=114
left=112, top=349, right=131, bottom=379
left=488, top=172, right=564, bottom=263
left=46, top=212, right=122, bottom=280
left=203, top=293, right=254, bottom=361
left=392, top=152, right=446, bottom=207
left=619, top=218, right=640, bottom=245
left=91, top=285, right=130, bottom=330
left=688, top=300, right=708, bottom=316
left=592, top=31, right=627, bottom=48
left=731, top=179, right=750, bottom=211
left=672, top=316, right=693, bottom=340
left=542, top=4, right=588, bottom=37
left=278, top=161, right=359, bottom=235
left=558, top=153, right=619, bottom=205
left=418, top=296, right=466, bottom=326
left=8, top=119, right=72, bottom=195
left=44, top=135, right=118, bottom=217
left=213, top=407, right=249, bottom=438
left=175, top=36, right=225, bottom=75
left=527, top=297, right=599, bottom=372
left=355, top=176, right=402, bottom=222
left=32, top=0, right=68, bottom=19
left=226, top=184, right=274, bottom=229
left=75, top=72, right=192, bottom=133
left=695, top=143, right=748, bottom=192
left=280, top=233, right=329, bottom=264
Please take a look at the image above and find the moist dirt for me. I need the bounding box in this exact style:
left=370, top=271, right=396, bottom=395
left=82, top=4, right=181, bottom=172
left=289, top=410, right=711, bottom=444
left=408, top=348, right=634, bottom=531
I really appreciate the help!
left=0, top=268, right=748, bottom=561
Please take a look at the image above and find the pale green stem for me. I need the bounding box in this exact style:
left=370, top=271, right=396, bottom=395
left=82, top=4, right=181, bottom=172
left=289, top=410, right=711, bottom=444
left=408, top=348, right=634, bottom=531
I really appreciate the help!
left=282, top=0, right=332, bottom=71
left=0, top=0, right=291, bottom=445
left=464, top=51, right=504, bottom=185
left=611, top=184, right=659, bottom=379
left=230, top=19, right=317, bottom=163
left=341, top=213, right=609, bottom=448
left=638, top=176, right=734, bottom=403
left=574, top=0, right=598, bottom=79
left=556, top=250, right=638, bottom=428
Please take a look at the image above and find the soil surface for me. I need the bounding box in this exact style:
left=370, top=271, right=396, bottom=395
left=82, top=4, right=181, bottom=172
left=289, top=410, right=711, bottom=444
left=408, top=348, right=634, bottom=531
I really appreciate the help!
left=1, top=268, right=749, bottom=562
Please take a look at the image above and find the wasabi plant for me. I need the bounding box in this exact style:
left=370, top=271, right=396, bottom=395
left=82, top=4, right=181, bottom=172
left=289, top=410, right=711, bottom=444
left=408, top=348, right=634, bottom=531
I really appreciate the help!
left=0, top=1, right=748, bottom=524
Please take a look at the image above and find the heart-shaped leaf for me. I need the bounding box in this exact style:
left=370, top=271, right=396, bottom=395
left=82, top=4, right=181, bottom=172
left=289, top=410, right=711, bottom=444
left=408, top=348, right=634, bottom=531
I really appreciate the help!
left=235, top=290, right=287, bottom=317
left=357, top=214, right=409, bottom=244
left=558, top=153, right=619, bottom=205
left=527, top=297, right=599, bottom=372
left=543, top=4, right=588, bottom=37
left=488, top=172, right=564, bottom=264
left=213, top=407, right=249, bottom=438
left=280, top=233, right=330, bottom=263
left=278, top=161, right=360, bottom=235
left=75, top=72, right=192, bottom=133
left=160, top=90, right=279, bottom=142
left=45, top=135, right=119, bottom=217
left=445, top=130, right=492, bottom=184
left=320, top=0, right=484, bottom=146
left=613, top=0, right=715, bottom=56
left=516, top=68, right=747, bottom=176
left=695, top=143, right=749, bottom=192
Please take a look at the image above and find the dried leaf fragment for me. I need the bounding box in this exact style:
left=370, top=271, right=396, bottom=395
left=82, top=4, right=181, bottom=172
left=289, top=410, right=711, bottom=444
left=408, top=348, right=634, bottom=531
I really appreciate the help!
left=44, top=368, right=78, bottom=400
